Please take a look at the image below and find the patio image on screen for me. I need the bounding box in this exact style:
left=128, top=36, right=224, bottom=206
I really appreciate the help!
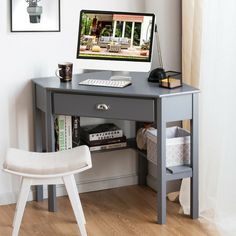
left=78, top=12, right=153, bottom=61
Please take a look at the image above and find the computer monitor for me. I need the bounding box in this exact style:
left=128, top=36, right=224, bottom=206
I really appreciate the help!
left=77, top=10, right=155, bottom=80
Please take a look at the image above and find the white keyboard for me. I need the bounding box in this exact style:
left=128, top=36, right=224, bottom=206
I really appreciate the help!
left=79, top=79, right=132, bottom=88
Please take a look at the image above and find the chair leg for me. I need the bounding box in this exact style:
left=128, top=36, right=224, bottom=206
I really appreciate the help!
left=12, top=177, right=23, bottom=227
left=64, top=175, right=86, bottom=224
left=63, top=175, right=87, bottom=236
left=12, top=178, right=31, bottom=236
left=70, top=175, right=86, bottom=224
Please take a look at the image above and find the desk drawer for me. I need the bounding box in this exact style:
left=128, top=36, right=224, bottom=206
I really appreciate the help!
left=53, top=93, right=154, bottom=122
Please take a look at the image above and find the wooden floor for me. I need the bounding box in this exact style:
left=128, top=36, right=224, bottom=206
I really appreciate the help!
left=0, top=186, right=219, bottom=236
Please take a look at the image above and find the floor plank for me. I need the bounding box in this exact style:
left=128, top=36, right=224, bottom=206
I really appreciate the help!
left=0, top=186, right=220, bottom=236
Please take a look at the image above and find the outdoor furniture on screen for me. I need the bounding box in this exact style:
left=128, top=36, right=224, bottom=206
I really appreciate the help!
left=98, top=36, right=130, bottom=49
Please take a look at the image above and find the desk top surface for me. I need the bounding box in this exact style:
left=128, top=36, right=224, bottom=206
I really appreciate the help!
left=33, top=71, right=199, bottom=98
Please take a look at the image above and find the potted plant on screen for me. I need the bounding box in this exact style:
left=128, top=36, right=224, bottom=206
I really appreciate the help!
left=80, top=38, right=87, bottom=51
left=140, top=40, right=150, bottom=56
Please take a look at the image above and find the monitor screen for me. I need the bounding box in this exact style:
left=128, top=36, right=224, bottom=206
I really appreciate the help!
left=77, top=10, right=155, bottom=63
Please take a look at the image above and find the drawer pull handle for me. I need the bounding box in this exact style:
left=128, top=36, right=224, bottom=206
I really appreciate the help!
left=96, top=104, right=110, bottom=111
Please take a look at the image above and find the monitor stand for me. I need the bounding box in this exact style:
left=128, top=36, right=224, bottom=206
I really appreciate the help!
left=109, top=71, right=132, bottom=82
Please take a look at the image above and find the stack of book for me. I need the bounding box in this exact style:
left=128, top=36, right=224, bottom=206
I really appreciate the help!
left=80, top=123, right=127, bottom=151
left=54, top=115, right=80, bottom=151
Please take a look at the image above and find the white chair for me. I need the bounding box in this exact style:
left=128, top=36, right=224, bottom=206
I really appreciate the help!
left=3, top=145, right=92, bottom=236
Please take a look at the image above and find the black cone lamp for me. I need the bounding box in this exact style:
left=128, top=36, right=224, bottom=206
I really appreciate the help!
left=148, top=24, right=166, bottom=83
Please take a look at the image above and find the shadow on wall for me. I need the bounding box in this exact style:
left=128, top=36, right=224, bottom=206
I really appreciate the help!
left=6, top=0, right=10, bottom=32
left=6, top=79, right=41, bottom=200
left=8, top=81, right=34, bottom=152
left=1, top=79, right=36, bottom=204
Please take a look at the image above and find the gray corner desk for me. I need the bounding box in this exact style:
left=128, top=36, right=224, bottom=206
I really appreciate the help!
left=32, top=71, right=200, bottom=224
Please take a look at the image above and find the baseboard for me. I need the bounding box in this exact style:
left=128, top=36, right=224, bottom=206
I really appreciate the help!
left=38, top=174, right=138, bottom=200
left=0, top=174, right=138, bottom=205
left=0, top=192, right=18, bottom=206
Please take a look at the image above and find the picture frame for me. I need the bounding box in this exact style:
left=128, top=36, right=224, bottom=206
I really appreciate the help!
left=11, top=0, right=61, bottom=32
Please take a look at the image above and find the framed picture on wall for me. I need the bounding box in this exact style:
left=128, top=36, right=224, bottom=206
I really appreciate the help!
left=11, top=0, right=61, bottom=32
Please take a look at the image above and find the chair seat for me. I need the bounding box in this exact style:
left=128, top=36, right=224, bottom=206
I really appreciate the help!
left=3, top=146, right=91, bottom=177
left=4, top=146, right=91, bottom=236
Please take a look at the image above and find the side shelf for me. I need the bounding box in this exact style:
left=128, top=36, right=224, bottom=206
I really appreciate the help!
left=137, top=149, right=192, bottom=182
left=166, top=165, right=192, bottom=181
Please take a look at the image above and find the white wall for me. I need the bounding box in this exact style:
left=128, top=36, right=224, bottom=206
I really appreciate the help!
left=0, top=0, right=144, bottom=204
left=146, top=0, right=182, bottom=71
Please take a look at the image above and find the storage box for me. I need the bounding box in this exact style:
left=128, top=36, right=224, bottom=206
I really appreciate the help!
left=147, top=126, right=190, bottom=167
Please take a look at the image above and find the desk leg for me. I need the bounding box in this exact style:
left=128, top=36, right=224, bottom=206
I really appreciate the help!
left=45, top=92, right=57, bottom=212
left=138, top=153, right=147, bottom=185
left=48, top=185, right=57, bottom=211
left=157, top=98, right=167, bottom=224
left=190, top=93, right=199, bottom=218
left=33, top=84, right=44, bottom=201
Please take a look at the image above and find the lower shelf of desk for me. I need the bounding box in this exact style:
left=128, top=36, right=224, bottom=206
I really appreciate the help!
left=87, top=138, right=136, bottom=153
